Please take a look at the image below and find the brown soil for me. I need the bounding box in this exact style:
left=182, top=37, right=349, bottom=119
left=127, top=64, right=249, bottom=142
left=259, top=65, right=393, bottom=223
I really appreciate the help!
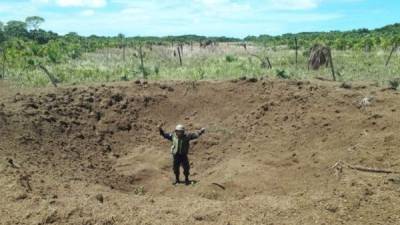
left=1, top=78, right=400, bottom=225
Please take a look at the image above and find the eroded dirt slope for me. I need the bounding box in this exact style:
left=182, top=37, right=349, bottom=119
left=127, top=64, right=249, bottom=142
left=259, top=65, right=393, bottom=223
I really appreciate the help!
left=1, top=79, right=400, bottom=225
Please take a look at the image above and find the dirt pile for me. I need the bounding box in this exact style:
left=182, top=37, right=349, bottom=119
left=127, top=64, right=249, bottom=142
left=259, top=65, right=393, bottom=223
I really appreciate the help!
left=1, top=79, right=400, bottom=225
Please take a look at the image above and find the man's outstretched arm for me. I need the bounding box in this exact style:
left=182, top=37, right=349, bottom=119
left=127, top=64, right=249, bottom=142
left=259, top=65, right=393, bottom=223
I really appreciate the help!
left=159, top=125, right=173, bottom=141
left=189, top=128, right=206, bottom=140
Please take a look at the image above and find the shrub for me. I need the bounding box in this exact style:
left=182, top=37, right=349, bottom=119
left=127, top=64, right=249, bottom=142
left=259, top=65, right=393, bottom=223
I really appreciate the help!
left=154, top=65, right=160, bottom=76
left=120, top=74, right=128, bottom=81
left=276, top=69, right=289, bottom=79
left=388, top=78, right=400, bottom=90
left=196, top=67, right=205, bottom=80
left=225, top=55, right=237, bottom=63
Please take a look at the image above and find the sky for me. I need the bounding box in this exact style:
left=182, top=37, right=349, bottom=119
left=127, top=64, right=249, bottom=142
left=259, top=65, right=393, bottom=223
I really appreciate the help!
left=0, top=0, right=399, bottom=38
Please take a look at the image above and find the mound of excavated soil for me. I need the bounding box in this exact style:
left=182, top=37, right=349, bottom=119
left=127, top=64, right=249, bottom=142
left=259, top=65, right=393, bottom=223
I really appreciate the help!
left=1, top=79, right=400, bottom=225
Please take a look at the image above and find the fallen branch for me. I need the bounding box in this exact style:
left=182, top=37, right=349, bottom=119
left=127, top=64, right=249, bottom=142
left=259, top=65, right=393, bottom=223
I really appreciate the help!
left=245, top=46, right=272, bottom=69
left=211, top=182, right=226, bottom=190
left=332, top=160, right=400, bottom=175
left=248, top=52, right=272, bottom=69
left=347, top=164, right=399, bottom=174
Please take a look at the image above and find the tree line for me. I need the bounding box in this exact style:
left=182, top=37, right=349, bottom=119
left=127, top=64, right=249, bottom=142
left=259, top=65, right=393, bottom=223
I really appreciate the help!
left=0, top=17, right=240, bottom=48
left=1, top=16, right=400, bottom=58
left=1, top=16, right=400, bottom=83
left=245, top=23, right=400, bottom=50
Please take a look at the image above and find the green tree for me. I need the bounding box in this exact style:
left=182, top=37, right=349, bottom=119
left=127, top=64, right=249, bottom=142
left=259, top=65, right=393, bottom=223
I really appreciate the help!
left=64, top=32, right=81, bottom=44
left=0, top=21, right=5, bottom=43
left=381, top=37, right=392, bottom=49
left=362, top=37, right=374, bottom=51
left=4, top=20, right=28, bottom=38
left=25, top=16, right=45, bottom=31
left=372, top=36, right=382, bottom=47
left=333, top=38, right=348, bottom=50
left=29, top=29, right=58, bottom=44
left=390, top=36, right=400, bottom=46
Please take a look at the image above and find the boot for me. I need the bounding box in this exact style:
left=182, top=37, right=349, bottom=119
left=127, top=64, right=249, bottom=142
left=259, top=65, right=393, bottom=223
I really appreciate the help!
left=184, top=176, right=190, bottom=185
left=172, top=174, right=180, bottom=185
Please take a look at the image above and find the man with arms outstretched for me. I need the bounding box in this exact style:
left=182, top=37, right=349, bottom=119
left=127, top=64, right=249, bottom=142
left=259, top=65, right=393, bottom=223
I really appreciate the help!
left=159, top=124, right=206, bottom=185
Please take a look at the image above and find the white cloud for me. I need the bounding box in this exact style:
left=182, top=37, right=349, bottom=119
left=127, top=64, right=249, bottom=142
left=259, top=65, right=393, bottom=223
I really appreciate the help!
left=81, top=9, right=95, bottom=16
left=0, top=0, right=349, bottom=37
left=0, top=2, right=39, bottom=19
left=57, top=0, right=107, bottom=8
left=267, top=0, right=321, bottom=10
left=32, top=0, right=50, bottom=4
left=194, top=0, right=322, bottom=12
left=194, top=0, right=230, bottom=7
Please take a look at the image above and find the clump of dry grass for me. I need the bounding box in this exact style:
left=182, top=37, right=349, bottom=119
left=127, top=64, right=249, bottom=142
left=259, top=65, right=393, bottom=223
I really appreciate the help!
left=308, top=44, right=332, bottom=70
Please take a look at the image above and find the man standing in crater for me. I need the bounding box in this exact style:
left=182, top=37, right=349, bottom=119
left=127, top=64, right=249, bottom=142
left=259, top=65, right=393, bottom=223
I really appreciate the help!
left=159, top=124, right=206, bottom=185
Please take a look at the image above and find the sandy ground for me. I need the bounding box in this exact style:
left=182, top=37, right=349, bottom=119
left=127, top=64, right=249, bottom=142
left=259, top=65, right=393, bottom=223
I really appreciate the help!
left=1, top=78, right=400, bottom=225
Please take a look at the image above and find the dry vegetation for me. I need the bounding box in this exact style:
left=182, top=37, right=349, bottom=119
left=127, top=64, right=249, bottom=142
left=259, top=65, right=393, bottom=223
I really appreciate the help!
left=2, top=42, right=400, bottom=88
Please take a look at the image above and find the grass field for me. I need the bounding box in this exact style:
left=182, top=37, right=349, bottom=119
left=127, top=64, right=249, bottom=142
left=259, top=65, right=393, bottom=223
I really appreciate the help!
left=3, top=43, right=400, bottom=87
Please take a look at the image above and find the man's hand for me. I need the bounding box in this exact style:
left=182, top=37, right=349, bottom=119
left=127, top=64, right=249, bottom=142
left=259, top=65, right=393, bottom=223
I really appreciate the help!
left=158, top=124, right=164, bottom=133
left=199, top=127, right=206, bottom=135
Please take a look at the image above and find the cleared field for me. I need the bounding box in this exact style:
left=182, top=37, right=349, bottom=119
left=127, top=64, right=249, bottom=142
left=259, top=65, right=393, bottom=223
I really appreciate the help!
left=1, top=78, right=400, bottom=224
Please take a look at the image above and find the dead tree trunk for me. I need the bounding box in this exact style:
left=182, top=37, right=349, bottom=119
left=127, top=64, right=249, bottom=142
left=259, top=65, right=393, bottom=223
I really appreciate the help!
left=121, top=37, right=127, bottom=61
left=179, top=43, right=183, bottom=55
left=1, top=48, right=5, bottom=79
left=266, top=57, right=272, bottom=69
left=295, top=37, right=298, bottom=67
left=38, top=64, right=58, bottom=87
left=138, top=45, right=146, bottom=79
left=85, top=40, right=89, bottom=53
left=123, top=44, right=126, bottom=61
left=328, top=49, right=336, bottom=81
left=177, top=45, right=183, bottom=66
left=386, top=44, right=397, bottom=66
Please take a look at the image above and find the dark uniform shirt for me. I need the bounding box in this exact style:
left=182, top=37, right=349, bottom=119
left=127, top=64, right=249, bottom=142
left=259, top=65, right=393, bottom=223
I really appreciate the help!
left=160, top=129, right=203, bottom=155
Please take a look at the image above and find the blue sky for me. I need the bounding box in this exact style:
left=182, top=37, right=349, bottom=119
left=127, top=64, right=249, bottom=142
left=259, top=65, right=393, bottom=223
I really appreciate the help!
left=0, top=0, right=399, bottom=37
